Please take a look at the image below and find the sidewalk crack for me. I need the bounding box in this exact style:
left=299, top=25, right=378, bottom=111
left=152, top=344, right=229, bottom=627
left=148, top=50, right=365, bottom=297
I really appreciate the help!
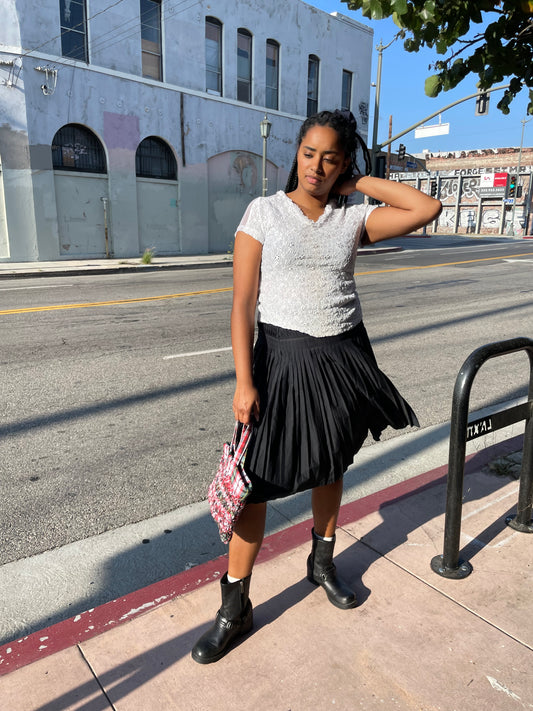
left=76, top=643, right=117, bottom=710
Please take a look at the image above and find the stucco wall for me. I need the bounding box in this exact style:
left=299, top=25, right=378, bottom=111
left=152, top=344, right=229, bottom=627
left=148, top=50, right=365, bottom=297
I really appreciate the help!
left=0, top=0, right=374, bottom=261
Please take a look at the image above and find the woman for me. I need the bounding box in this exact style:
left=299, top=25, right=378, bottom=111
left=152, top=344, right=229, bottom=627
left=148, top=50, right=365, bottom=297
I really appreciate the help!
left=192, top=110, right=441, bottom=665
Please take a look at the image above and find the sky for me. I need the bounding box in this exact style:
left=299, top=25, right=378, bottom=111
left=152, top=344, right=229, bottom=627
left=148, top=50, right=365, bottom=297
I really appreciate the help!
left=307, top=0, right=532, bottom=155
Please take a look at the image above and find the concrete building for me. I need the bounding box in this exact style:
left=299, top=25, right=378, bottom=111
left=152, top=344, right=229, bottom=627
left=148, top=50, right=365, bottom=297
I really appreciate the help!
left=0, top=0, right=374, bottom=262
left=394, top=147, right=533, bottom=237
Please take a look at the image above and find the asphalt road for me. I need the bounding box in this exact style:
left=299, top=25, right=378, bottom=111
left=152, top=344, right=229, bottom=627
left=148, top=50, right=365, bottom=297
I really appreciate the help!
left=1, top=236, right=532, bottom=565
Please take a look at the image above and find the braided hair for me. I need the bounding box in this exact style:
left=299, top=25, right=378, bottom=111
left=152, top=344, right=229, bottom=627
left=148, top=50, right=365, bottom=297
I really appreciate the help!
left=284, top=109, right=371, bottom=195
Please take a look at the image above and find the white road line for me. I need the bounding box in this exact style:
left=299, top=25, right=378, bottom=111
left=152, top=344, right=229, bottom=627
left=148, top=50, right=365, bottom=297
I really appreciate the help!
left=503, top=258, right=533, bottom=264
left=163, top=346, right=232, bottom=360
left=0, top=284, right=74, bottom=291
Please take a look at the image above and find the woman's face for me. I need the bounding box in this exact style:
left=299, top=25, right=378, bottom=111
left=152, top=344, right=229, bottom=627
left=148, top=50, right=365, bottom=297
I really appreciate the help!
left=296, top=125, right=349, bottom=200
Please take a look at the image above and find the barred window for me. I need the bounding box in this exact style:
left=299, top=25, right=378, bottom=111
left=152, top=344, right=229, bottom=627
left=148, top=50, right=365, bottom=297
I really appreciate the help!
left=136, top=137, right=177, bottom=179
left=52, top=124, right=106, bottom=173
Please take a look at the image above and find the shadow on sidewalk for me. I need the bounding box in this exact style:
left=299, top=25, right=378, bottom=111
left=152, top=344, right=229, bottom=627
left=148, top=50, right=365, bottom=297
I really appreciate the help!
left=335, top=449, right=521, bottom=606
left=33, top=578, right=315, bottom=711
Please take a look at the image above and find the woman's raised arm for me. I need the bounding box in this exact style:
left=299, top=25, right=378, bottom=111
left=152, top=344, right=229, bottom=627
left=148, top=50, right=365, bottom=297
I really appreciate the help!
left=340, top=175, right=442, bottom=243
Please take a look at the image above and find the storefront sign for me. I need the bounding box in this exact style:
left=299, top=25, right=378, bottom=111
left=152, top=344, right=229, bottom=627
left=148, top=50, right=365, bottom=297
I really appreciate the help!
left=479, top=186, right=506, bottom=197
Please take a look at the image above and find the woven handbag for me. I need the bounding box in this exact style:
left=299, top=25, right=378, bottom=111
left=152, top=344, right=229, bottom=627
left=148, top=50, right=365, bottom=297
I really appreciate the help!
left=208, top=422, right=253, bottom=544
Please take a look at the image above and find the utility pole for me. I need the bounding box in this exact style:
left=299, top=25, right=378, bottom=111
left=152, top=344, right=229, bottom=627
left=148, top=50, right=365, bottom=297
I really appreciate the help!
left=508, top=116, right=532, bottom=236
left=386, top=115, right=392, bottom=179
left=370, top=37, right=396, bottom=176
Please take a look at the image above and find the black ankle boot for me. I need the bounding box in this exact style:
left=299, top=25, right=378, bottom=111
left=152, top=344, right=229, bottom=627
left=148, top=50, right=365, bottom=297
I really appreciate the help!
left=191, top=573, right=253, bottom=664
left=307, top=528, right=357, bottom=610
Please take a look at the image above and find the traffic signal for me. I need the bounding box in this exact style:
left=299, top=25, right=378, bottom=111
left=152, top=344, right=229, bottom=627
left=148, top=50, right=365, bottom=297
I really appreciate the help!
left=430, top=179, right=438, bottom=197
left=398, top=143, right=406, bottom=161
left=508, top=175, right=517, bottom=198
left=516, top=185, right=523, bottom=198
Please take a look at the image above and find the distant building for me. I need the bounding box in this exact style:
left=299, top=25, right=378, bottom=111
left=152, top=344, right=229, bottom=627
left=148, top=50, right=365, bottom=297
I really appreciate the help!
left=395, top=147, right=533, bottom=237
left=0, top=0, right=373, bottom=262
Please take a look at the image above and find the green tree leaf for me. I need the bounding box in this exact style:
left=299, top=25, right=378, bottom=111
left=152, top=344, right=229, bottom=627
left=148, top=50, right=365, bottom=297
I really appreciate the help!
left=342, top=0, right=533, bottom=113
left=425, top=74, right=442, bottom=97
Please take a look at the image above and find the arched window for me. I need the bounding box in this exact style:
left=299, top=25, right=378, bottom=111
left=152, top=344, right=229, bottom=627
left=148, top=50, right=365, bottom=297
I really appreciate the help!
left=265, top=39, right=279, bottom=110
left=136, top=137, right=177, bottom=179
left=307, top=54, right=319, bottom=116
left=52, top=124, right=106, bottom=173
left=206, top=17, right=223, bottom=95
left=237, top=28, right=252, bottom=103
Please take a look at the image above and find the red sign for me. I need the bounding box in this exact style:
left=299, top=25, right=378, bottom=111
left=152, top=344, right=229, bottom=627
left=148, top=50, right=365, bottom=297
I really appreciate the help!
left=493, top=172, right=508, bottom=187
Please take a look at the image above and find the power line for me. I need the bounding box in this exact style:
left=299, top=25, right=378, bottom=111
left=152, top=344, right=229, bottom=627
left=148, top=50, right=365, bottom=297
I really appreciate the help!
left=15, top=0, right=201, bottom=72
left=87, top=0, right=199, bottom=61
left=18, top=0, right=131, bottom=60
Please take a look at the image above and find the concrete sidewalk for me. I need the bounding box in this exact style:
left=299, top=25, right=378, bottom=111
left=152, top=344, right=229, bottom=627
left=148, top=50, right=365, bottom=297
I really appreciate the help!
left=0, top=244, right=404, bottom=280
left=0, top=441, right=531, bottom=711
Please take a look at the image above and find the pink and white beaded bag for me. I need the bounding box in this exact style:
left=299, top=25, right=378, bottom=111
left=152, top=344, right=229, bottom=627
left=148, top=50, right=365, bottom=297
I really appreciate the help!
left=208, top=422, right=253, bottom=543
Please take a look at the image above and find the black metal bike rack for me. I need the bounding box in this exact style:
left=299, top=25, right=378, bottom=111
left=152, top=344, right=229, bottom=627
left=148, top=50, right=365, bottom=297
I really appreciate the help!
left=431, top=337, right=533, bottom=579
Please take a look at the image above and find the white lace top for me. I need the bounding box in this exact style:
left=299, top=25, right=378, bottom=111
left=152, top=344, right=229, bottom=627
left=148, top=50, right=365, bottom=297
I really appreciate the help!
left=236, top=190, right=376, bottom=337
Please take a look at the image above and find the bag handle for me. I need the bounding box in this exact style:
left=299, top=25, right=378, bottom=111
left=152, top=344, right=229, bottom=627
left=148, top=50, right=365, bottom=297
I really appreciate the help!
left=231, top=421, right=252, bottom=466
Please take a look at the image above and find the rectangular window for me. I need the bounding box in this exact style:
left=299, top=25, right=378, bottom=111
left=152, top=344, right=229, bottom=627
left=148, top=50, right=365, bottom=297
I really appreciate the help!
left=60, top=0, right=88, bottom=62
left=237, top=29, right=252, bottom=103
left=141, top=0, right=162, bottom=80
left=307, top=55, right=319, bottom=116
left=206, top=18, right=222, bottom=95
left=266, top=40, right=279, bottom=110
left=341, top=70, right=352, bottom=112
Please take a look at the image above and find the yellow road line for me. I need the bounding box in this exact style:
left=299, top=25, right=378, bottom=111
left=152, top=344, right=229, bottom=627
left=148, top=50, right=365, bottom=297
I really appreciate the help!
left=353, top=252, right=533, bottom=276
left=1, top=251, right=532, bottom=316
left=0, top=287, right=232, bottom=315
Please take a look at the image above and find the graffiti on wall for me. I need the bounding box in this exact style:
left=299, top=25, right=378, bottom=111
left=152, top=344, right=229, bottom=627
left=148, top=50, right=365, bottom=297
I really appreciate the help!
left=439, top=177, right=481, bottom=201
left=482, top=209, right=500, bottom=229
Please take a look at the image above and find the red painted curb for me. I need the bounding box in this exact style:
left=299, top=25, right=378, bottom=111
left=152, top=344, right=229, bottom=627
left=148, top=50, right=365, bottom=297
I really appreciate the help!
left=0, top=434, right=523, bottom=677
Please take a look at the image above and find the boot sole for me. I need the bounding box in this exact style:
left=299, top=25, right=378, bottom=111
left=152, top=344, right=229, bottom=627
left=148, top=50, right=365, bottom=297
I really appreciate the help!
left=307, top=575, right=358, bottom=610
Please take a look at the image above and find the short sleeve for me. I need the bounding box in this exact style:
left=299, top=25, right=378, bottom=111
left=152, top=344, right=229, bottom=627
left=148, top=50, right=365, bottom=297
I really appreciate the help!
left=235, top=197, right=265, bottom=244
left=363, top=203, right=378, bottom=225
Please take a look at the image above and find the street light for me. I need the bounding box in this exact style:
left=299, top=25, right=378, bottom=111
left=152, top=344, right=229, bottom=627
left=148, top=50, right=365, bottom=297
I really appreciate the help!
left=260, top=114, right=272, bottom=197
left=508, top=116, right=532, bottom=236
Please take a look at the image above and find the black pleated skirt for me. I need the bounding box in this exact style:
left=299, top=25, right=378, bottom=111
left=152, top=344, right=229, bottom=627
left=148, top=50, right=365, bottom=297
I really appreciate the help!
left=245, top=321, right=419, bottom=503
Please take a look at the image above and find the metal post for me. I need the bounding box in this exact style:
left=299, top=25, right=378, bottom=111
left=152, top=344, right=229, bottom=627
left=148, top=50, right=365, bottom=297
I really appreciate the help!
left=507, top=349, right=533, bottom=532
left=431, top=356, right=475, bottom=579
left=262, top=138, right=267, bottom=197
left=431, top=338, right=533, bottom=579
left=508, top=117, right=532, bottom=236
left=385, top=115, right=392, bottom=180
left=260, top=114, right=272, bottom=197
left=100, top=196, right=110, bottom=258
left=454, top=174, right=462, bottom=234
